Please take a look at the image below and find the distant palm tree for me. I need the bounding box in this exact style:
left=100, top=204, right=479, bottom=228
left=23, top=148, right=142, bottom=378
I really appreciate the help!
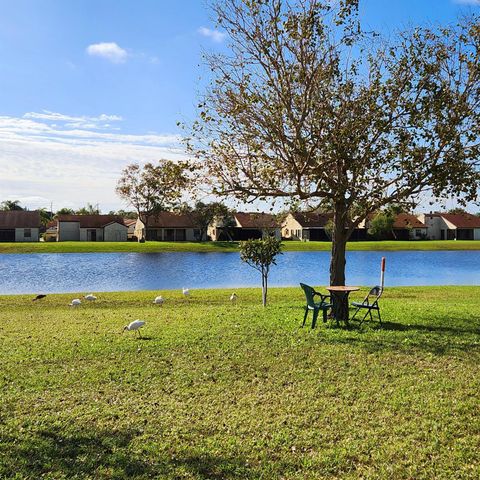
left=0, top=200, right=24, bottom=211
left=55, top=208, right=75, bottom=215
left=76, top=203, right=100, bottom=215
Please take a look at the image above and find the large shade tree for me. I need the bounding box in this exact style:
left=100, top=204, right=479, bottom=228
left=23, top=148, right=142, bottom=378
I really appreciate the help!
left=116, top=160, right=191, bottom=241
left=180, top=201, right=232, bottom=241
left=187, top=0, right=480, bottom=289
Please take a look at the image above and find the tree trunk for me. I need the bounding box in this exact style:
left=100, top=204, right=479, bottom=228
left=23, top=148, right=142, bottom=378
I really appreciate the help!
left=261, top=267, right=267, bottom=307
left=330, top=202, right=349, bottom=324
left=330, top=202, right=347, bottom=286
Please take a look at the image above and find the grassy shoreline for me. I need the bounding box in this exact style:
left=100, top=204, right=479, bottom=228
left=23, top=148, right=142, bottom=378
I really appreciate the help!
left=1, top=239, right=480, bottom=254
left=1, top=286, right=479, bottom=478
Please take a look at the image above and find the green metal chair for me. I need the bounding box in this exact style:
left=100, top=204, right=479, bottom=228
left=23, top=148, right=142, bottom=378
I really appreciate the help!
left=299, top=283, right=332, bottom=329
left=351, top=286, right=383, bottom=325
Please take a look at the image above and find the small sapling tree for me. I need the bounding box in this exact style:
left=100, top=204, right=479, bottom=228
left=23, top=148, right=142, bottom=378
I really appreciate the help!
left=239, top=236, right=282, bottom=306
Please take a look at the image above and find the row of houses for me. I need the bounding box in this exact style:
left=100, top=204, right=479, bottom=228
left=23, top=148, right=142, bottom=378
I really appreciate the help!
left=283, top=212, right=480, bottom=241
left=1, top=209, right=480, bottom=242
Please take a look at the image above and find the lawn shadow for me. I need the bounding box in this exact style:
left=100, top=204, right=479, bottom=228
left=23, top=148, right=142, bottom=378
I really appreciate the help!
left=0, top=426, right=253, bottom=479
left=380, top=321, right=480, bottom=336
left=316, top=314, right=480, bottom=356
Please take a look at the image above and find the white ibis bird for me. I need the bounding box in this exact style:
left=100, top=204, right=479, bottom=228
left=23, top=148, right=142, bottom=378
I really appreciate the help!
left=32, top=294, right=47, bottom=301
left=153, top=295, right=164, bottom=306
left=84, top=294, right=97, bottom=301
left=69, top=298, right=81, bottom=307
left=123, top=320, right=146, bottom=337
left=182, top=287, right=190, bottom=297
left=230, top=292, right=237, bottom=303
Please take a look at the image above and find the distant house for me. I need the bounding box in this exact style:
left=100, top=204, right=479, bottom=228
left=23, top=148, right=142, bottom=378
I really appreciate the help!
left=134, top=212, right=201, bottom=241
left=392, top=213, right=428, bottom=240
left=359, top=212, right=427, bottom=240
left=0, top=210, right=41, bottom=242
left=56, top=215, right=128, bottom=242
left=282, top=212, right=332, bottom=241
left=210, top=212, right=281, bottom=241
left=418, top=212, right=480, bottom=240
left=124, top=218, right=138, bottom=241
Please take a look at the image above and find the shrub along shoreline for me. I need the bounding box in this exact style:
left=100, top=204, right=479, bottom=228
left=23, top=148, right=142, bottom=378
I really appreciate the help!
left=0, top=286, right=478, bottom=478
left=1, top=239, right=480, bottom=254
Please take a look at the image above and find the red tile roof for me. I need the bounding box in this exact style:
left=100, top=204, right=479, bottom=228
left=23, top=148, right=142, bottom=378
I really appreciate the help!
left=57, top=214, right=126, bottom=228
left=393, top=213, right=426, bottom=229
left=141, top=212, right=197, bottom=228
left=0, top=210, right=41, bottom=228
left=440, top=213, right=480, bottom=229
left=290, top=212, right=333, bottom=228
left=234, top=212, right=281, bottom=229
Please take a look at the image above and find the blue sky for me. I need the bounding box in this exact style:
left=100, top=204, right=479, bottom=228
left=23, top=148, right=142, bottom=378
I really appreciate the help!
left=0, top=0, right=479, bottom=211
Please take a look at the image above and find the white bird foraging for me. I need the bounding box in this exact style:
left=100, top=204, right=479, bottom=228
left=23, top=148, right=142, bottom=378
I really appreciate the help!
left=84, top=294, right=97, bottom=301
left=69, top=298, right=81, bottom=307
left=123, top=320, right=146, bottom=337
left=153, top=295, right=164, bottom=306
left=230, top=292, right=237, bottom=303
left=182, top=287, right=190, bottom=297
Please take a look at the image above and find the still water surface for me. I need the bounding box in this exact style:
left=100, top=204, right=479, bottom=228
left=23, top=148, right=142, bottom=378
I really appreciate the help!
left=0, top=250, right=478, bottom=294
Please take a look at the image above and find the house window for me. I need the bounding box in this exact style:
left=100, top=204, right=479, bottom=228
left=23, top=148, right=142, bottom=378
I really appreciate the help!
left=24, top=228, right=31, bottom=238
left=415, top=229, right=421, bottom=237
left=193, top=229, right=201, bottom=241
left=175, top=229, right=186, bottom=241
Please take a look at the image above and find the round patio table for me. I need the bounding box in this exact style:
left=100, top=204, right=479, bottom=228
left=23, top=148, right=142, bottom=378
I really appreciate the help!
left=325, top=286, right=360, bottom=326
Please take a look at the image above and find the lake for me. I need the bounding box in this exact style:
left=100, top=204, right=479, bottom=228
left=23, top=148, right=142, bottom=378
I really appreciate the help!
left=0, top=250, right=479, bottom=295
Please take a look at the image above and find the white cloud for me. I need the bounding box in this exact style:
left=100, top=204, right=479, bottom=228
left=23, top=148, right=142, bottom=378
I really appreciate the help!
left=454, top=0, right=480, bottom=5
left=86, top=42, right=129, bottom=63
left=0, top=113, right=187, bottom=211
left=24, top=110, right=123, bottom=130
left=198, top=27, right=226, bottom=43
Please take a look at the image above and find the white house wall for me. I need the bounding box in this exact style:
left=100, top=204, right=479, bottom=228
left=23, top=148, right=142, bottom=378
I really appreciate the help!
left=58, top=222, right=80, bottom=241
left=282, top=214, right=303, bottom=240
left=104, top=223, right=128, bottom=242
left=474, top=229, right=480, bottom=240
left=134, top=220, right=145, bottom=239
left=418, top=215, right=451, bottom=240
left=14, top=228, right=39, bottom=242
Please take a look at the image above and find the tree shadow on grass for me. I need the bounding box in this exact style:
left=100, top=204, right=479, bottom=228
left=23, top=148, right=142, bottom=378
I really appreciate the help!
left=0, top=426, right=253, bottom=479
left=380, top=320, right=480, bottom=336
left=318, top=314, right=480, bottom=356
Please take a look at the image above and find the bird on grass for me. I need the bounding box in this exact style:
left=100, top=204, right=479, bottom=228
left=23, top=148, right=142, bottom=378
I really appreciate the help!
left=123, top=320, right=146, bottom=337
left=84, top=294, right=97, bottom=301
left=153, top=296, right=164, bottom=306
left=69, top=298, right=81, bottom=307
left=32, top=294, right=47, bottom=302
left=230, top=292, right=238, bottom=303
left=182, top=287, right=190, bottom=297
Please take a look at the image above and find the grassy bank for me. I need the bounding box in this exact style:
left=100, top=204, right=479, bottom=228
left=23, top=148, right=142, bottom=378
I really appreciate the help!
left=0, top=287, right=478, bottom=479
left=1, top=239, right=480, bottom=254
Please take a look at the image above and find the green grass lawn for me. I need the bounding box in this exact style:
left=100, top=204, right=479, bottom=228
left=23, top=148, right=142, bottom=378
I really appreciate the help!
left=1, top=239, right=480, bottom=254
left=0, top=287, right=479, bottom=479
